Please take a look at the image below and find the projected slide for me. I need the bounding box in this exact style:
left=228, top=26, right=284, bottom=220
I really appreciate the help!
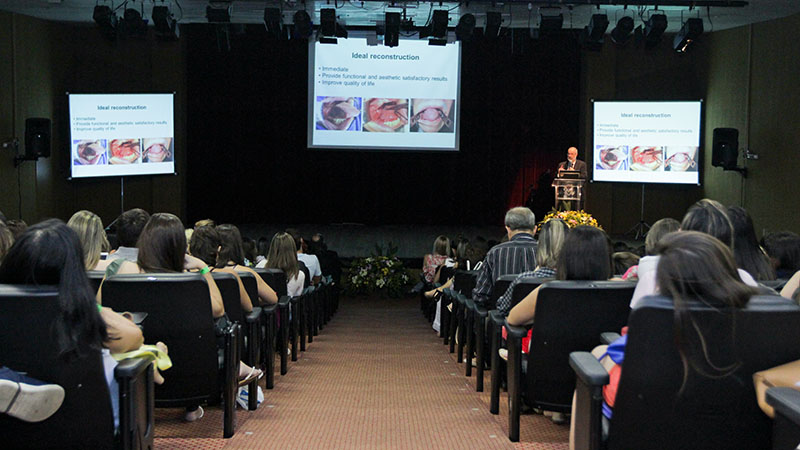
left=69, top=93, right=175, bottom=178
left=308, top=38, right=460, bottom=150
left=593, top=101, right=702, bottom=185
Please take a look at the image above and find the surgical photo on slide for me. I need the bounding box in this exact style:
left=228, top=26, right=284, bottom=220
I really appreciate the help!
left=315, top=97, right=362, bottom=131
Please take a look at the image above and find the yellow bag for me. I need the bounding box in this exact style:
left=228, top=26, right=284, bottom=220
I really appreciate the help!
left=753, top=359, right=800, bottom=418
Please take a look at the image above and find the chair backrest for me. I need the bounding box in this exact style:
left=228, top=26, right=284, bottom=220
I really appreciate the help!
left=491, top=275, right=517, bottom=306
left=254, top=267, right=288, bottom=298
left=213, top=271, right=245, bottom=324
left=237, top=271, right=259, bottom=308
left=525, top=280, right=635, bottom=410
left=101, top=273, right=220, bottom=405
left=607, top=295, right=800, bottom=450
left=509, top=276, right=552, bottom=310
left=87, top=270, right=105, bottom=294
left=439, top=266, right=456, bottom=283
left=454, top=270, right=478, bottom=297
left=298, top=261, right=311, bottom=288
left=0, top=285, right=115, bottom=448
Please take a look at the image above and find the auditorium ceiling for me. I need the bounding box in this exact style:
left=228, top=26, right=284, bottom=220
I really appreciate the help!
left=0, top=0, right=799, bottom=33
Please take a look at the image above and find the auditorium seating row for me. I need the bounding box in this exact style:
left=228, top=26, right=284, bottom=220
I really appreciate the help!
left=421, top=269, right=800, bottom=448
left=0, top=268, right=339, bottom=448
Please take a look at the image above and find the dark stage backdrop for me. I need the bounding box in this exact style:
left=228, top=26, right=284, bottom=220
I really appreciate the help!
left=185, top=25, right=580, bottom=226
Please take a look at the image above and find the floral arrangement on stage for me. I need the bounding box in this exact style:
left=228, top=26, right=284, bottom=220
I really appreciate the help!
left=537, top=209, right=602, bottom=233
left=345, top=243, right=410, bottom=297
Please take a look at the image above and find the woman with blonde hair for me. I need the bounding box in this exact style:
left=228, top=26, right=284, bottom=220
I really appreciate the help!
left=67, top=210, right=111, bottom=271
left=264, top=232, right=305, bottom=297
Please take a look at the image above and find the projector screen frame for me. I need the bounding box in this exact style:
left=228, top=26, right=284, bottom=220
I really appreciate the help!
left=590, top=98, right=704, bottom=186
left=307, top=36, right=462, bottom=152
left=66, top=91, right=177, bottom=180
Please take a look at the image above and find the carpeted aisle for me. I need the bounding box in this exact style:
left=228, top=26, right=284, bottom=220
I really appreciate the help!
left=154, top=295, right=568, bottom=449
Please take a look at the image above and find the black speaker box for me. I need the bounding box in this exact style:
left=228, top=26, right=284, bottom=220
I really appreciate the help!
left=25, top=118, right=51, bottom=159
left=712, top=127, right=738, bottom=169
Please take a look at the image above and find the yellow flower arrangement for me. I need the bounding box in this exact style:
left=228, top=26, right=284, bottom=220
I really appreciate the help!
left=536, top=209, right=602, bottom=234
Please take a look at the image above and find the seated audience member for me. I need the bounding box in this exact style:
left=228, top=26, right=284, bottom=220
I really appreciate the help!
left=621, top=218, right=679, bottom=281
left=496, top=218, right=568, bottom=315
left=613, top=252, right=640, bottom=276
left=0, top=221, right=13, bottom=264
left=241, top=236, right=257, bottom=267
left=264, top=232, right=305, bottom=297
left=631, top=199, right=759, bottom=308
left=287, top=229, right=323, bottom=285
left=6, top=219, right=27, bottom=240
left=508, top=225, right=615, bottom=326
left=762, top=231, right=800, bottom=279
left=107, top=208, right=150, bottom=262
left=727, top=206, right=775, bottom=281
left=255, top=236, right=269, bottom=266
left=508, top=225, right=615, bottom=424
left=569, top=231, right=762, bottom=449
left=472, top=207, right=538, bottom=307
left=102, top=214, right=259, bottom=421
left=216, top=224, right=277, bottom=305
left=194, top=219, right=215, bottom=229
left=0, top=366, right=65, bottom=423
left=0, top=219, right=146, bottom=428
left=190, top=226, right=253, bottom=313
left=422, top=235, right=452, bottom=284
left=67, top=210, right=112, bottom=271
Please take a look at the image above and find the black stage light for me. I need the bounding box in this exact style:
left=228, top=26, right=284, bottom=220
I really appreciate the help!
left=121, top=6, right=148, bottom=38
left=539, top=9, right=563, bottom=34
left=264, top=7, right=284, bottom=39
left=93, top=5, right=117, bottom=39
left=644, top=13, right=667, bottom=48
left=610, top=16, right=634, bottom=45
left=582, top=14, right=609, bottom=50
left=293, top=10, right=313, bottom=39
left=455, top=13, right=476, bottom=42
left=384, top=12, right=400, bottom=47
left=431, top=9, right=448, bottom=38
left=485, top=12, right=501, bottom=38
left=674, top=18, right=703, bottom=52
left=206, top=5, right=231, bottom=23
left=320, top=8, right=336, bottom=37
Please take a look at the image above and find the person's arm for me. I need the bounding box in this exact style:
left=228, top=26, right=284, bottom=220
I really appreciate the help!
left=100, top=306, right=144, bottom=353
left=507, top=285, right=540, bottom=326
left=96, top=260, right=140, bottom=303
left=311, top=256, right=322, bottom=285
left=184, top=254, right=225, bottom=318
left=219, top=267, right=253, bottom=313
left=241, top=266, right=278, bottom=304
left=424, top=277, right=453, bottom=298
left=496, top=276, right=520, bottom=315
left=780, top=270, right=800, bottom=298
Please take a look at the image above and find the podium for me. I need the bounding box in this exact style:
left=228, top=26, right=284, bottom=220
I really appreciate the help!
left=553, top=172, right=585, bottom=211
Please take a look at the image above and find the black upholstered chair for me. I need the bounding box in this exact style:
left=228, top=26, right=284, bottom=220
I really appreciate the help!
left=101, top=273, right=240, bottom=438
left=489, top=276, right=552, bottom=413
left=87, top=269, right=106, bottom=294
left=0, top=285, right=154, bottom=449
left=254, top=268, right=290, bottom=378
left=448, top=270, right=478, bottom=355
left=767, top=387, right=800, bottom=450
left=570, top=295, right=800, bottom=450
left=505, top=280, right=635, bottom=441
left=212, top=271, right=261, bottom=410
left=468, top=275, right=515, bottom=387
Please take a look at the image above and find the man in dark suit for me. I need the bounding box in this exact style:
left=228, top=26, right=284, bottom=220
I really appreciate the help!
left=557, top=147, right=587, bottom=210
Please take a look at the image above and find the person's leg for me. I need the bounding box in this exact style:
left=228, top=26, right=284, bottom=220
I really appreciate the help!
left=0, top=366, right=65, bottom=423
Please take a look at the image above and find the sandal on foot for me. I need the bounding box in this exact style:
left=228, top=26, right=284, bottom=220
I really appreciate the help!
left=184, top=406, right=204, bottom=422
left=238, top=367, right=263, bottom=387
left=0, top=380, right=65, bottom=423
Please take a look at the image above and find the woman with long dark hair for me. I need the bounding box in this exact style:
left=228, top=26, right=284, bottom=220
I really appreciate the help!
left=726, top=206, right=775, bottom=281
left=189, top=226, right=253, bottom=313
left=216, top=224, right=277, bottom=305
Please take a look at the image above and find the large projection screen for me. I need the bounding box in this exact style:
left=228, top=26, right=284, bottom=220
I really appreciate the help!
left=592, top=100, right=702, bottom=185
left=308, top=38, right=461, bottom=151
left=69, top=93, right=175, bottom=178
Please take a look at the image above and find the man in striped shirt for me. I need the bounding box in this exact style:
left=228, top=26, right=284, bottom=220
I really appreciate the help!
left=472, top=207, right=538, bottom=309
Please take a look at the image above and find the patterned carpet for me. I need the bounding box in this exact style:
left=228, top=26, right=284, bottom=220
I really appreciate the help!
left=154, top=295, right=569, bottom=449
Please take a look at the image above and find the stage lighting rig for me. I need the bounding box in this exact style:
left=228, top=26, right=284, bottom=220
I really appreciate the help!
left=538, top=7, right=563, bottom=35
left=206, top=1, right=232, bottom=23
left=610, top=16, right=634, bottom=45
left=384, top=12, right=401, bottom=47
left=264, top=7, right=284, bottom=39
left=420, top=9, right=448, bottom=46
left=455, top=13, right=476, bottom=42
left=485, top=11, right=502, bottom=38
left=644, top=13, right=667, bottom=48
left=319, top=8, right=348, bottom=44
left=582, top=13, right=609, bottom=50
left=293, top=10, right=313, bottom=39
left=93, top=5, right=117, bottom=40
left=674, top=18, right=703, bottom=52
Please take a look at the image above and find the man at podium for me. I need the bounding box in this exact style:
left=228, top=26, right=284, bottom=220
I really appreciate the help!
left=555, top=147, right=587, bottom=210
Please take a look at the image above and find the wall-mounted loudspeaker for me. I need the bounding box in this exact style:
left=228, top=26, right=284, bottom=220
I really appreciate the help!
left=712, top=127, right=738, bottom=169
left=25, top=118, right=51, bottom=159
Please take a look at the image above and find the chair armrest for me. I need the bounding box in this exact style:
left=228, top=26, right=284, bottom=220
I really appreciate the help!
left=475, top=306, right=488, bottom=318
left=570, top=352, right=610, bottom=387
left=767, top=387, right=800, bottom=425
left=504, top=321, right=531, bottom=340
left=246, top=307, right=262, bottom=324
left=600, top=332, right=621, bottom=345
left=115, top=356, right=155, bottom=450
left=465, top=299, right=475, bottom=311
left=261, top=304, right=277, bottom=314
left=277, top=295, right=290, bottom=308
left=114, top=355, right=152, bottom=380
left=488, top=310, right=505, bottom=327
